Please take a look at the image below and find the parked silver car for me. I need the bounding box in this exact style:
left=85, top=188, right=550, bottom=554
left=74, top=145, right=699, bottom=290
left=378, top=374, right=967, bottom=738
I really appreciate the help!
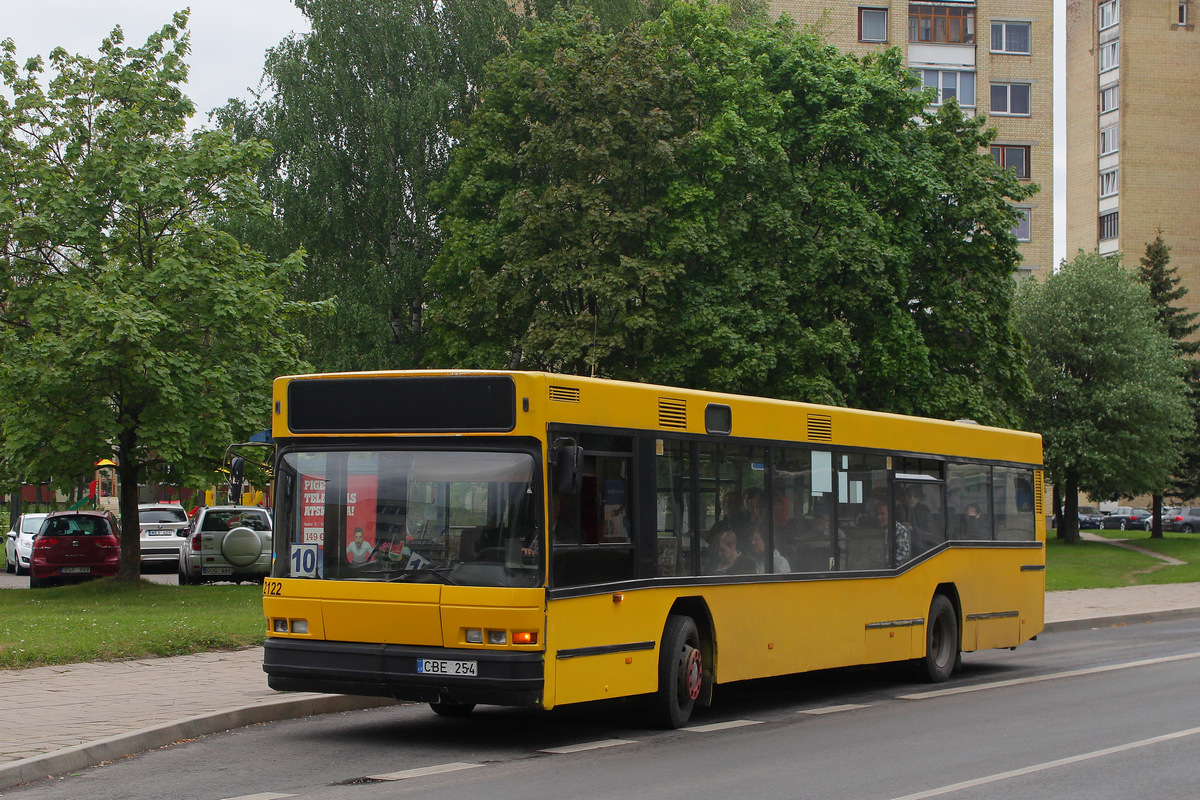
left=5, top=513, right=48, bottom=575
left=137, top=503, right=190, bottom=566
left=178, top=506, right=272, bottom=584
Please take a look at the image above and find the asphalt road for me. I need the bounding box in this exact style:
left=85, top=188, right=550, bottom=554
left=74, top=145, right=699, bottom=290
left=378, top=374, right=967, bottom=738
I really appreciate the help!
left=5, top=617, right=1199, bottom=800
left=0, top=566, right=211, bottom=589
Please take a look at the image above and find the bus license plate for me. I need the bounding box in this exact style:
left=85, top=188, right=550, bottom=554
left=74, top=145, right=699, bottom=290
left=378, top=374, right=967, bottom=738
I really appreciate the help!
left=61, top=566, right=91, bottom=574
left=416, top=659, right=478, bottom=677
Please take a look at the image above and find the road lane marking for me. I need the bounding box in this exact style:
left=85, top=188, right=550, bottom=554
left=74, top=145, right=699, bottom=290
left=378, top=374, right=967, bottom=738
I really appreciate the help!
left=890, top=724, right=1200, bottom=800
left=800, top=704, right=871, bottom=715
left=540, top=739, right=637, bottom=754
left=899, top=651, right=1200, bottom=700
left=369, top=762, right=485, bottom=781
left=221, top=794, right=295, bottom=800
left=684, top=719, right=763, bottom=733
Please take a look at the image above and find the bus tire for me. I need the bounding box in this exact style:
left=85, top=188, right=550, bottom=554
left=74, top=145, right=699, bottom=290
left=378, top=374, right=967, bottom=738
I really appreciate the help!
left=429, top=701, right=476, bottom=717
left=652, top=614, right=702, bottom=728
left=917, top=594, right=959, bottom=683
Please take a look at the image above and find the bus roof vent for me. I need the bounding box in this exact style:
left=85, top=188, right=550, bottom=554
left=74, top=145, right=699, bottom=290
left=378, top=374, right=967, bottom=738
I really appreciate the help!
left=549, top=385, right=580, bottom=403
left=659, top=397, right=688, bottom=430
left=807, top=413, right=833, bottom=442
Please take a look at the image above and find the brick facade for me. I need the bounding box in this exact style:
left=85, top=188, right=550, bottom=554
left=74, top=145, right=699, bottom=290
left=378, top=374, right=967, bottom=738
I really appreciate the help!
left=1067, top=0, right=1200, bottom=323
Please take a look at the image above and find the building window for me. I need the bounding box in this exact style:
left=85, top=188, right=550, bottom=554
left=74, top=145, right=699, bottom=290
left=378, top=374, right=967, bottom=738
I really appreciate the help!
left=909, top=4, right=976, bottom=44
left=1099, top=40, right=1120, bottom=72
left=860, top=8, right=888, bottom=42
left=991, top=83, right=1031, bottom=115
left=1099, top=169, right=1119, bottom=198
left=915, top=69, right=976, bottom=107
left=1011, top=208, right=1031, bottom=242
left=1099, top=0, right=1119, bottom=30
left=1181, top=2, right=1189, bottom=26
left=991, top=21, right=1031, bottom=53
left=1099, top=211, right=1119, bottom=241
left=991, top=145, right=1031, bottom=179
left=1100, top=125, right=1119, bottom=155
left=1099, top=84, right=1119, bottom=113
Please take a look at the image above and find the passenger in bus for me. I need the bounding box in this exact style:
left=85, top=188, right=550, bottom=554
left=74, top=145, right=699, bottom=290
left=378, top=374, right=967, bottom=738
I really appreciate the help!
left=900, top=485, right=932, bottom=534
left=963, top=503, right=988, bottom=538
left=875, top=502, right=912, bottom=564
left=745, top=526, right=790, bottom=573
left=712, top=490, right=750, bottom=537
left=707, top=528, right=754, bottom=574
left=743, top=487, right=766, bottom=532
left=346, top=527, right=373, bottom=565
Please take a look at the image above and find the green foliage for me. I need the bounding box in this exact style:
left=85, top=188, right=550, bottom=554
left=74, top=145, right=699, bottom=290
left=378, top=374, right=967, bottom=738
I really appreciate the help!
left=1016, top=251, right=1193, bottom=540
left=428, top=3, right=1032, bottom=425
left=0, top=579, right=264, bottom=668
left=1044, top=534, right=1200, bottom=590
left=0, top=15, right=319, bottom=575
left=1137, top=233, right=1200, bottom=502
left=218, top=0, right=519, bottom=372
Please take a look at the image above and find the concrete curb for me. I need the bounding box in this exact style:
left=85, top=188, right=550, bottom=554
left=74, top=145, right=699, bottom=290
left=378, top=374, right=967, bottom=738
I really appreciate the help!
left=1043, top=606, right=1200, bottom=634
left=0, top=694, right=396, bottom=792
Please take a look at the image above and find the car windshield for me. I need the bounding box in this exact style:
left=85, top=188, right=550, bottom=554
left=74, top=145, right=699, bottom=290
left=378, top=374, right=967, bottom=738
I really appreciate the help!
left=139, top=509, right=187, bottom=524
left=275, top=449, right=540, bottom=588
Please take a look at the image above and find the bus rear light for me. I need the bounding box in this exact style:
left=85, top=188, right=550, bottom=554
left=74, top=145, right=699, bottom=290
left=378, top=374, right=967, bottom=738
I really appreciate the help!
left=512, top=631, right=537, bottom=645
left=487, top=630, right=507, bottom=645
left=465, top=628, right=483, bottom=644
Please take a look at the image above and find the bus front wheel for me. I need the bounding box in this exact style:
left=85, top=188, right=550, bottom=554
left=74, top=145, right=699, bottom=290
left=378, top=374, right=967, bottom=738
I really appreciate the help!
left=429, top=700, right=476, bottom=717
left=652, top=614, right=702, bottom=728
left=917, top=595, right=960, bottom=683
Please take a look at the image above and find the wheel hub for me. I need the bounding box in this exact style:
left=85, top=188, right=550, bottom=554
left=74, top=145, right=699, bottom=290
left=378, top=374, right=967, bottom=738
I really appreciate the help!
left=681, top=645, right=702, bottom=701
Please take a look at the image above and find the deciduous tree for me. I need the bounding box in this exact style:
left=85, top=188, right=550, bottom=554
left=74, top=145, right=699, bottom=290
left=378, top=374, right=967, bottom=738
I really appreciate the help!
left=427, top=4, right=1033, bottom=425
left=0, top=15, right=317, bottom=579
left=218, top=0, right=518, bottom=372
left=1016, top=251, right=1192, bottom=543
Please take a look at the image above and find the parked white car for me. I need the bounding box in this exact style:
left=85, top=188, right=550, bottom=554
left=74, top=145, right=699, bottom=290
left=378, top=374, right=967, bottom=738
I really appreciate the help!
left=138, top=503, right=191, bottom=567
left=178, top=506, right=272, bottom=584
left=5, top=512, right=49, bottom=575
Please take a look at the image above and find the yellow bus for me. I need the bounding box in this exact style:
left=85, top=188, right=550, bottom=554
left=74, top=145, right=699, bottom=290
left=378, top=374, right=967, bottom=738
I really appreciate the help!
left=262, top=370, right=1044, bottom=727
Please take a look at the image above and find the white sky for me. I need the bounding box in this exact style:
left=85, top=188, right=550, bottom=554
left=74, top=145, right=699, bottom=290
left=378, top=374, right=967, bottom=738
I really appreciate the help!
left=4, top=0, right=1068, bottom=267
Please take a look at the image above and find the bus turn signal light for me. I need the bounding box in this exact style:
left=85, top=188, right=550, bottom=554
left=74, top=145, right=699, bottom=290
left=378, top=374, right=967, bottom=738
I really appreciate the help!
left=512, top=631, right=537, bottom=645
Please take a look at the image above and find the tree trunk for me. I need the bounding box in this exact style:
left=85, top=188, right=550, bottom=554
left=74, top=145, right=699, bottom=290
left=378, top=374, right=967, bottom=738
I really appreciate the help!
left=1150, top=493, right=1164, bottom=539
left=1059, top=473, right=1081, bottom=543
left=116, top=453, right=142, bottom=582
left=1052, top=483, right=1062, bottom=532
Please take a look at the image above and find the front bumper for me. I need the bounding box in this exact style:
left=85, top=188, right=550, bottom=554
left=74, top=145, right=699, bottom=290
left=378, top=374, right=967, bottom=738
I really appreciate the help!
left=264, top=637, right=545, bottom=707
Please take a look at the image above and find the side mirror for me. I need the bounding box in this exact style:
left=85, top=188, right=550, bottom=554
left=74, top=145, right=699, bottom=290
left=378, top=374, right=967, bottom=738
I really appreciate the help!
left=554, top=440, right=584, bottom=495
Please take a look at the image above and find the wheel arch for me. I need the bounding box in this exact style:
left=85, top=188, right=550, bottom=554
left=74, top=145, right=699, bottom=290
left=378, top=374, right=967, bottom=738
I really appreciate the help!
left=665, top=596, right=715, bottom=707
left=933, top=582, right=962, bottom=638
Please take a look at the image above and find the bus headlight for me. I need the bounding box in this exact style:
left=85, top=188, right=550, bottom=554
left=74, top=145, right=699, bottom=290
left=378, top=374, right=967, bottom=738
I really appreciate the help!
left=465, top=628, right=483, bottom=644
left=487, top=630, right=507, bottom=645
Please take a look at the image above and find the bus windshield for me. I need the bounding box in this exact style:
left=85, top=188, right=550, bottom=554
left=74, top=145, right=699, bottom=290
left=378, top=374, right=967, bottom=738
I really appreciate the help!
left=275, top=449, right=541, bottom=587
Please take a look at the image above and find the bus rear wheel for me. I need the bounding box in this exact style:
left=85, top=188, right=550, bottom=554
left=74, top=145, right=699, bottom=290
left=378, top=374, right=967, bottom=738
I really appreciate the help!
left=917, top=594, right=960, bottom=683
left=651, top=614, right=702, bottom=729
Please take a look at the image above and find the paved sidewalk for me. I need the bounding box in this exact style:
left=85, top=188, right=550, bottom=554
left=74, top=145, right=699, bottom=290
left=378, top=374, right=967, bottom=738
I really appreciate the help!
left=1, top=584, right=1198, bottom=792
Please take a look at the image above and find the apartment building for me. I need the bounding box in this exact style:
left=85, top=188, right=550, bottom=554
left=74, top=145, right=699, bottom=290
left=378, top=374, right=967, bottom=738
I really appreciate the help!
left=1066, top=1, right=1199, bottom=302
left=768, top=1, right=1054, bottom=276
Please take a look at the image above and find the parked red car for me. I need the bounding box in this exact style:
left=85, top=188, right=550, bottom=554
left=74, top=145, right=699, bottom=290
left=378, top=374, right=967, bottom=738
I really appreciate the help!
left=29, top=510, right=121, bottom=588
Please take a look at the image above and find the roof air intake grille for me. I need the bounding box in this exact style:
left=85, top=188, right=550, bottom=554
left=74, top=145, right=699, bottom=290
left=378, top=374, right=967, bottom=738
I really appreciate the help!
left=807, top=414, right=833, bottom=442
left=549, top=385, right=580, bottom=403
left=659, top=398, right=687, bottom=430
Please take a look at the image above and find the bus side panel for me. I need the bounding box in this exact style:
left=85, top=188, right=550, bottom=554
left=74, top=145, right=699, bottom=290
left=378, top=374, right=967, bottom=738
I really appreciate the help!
left=547, top=592, right=672, bottom=707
